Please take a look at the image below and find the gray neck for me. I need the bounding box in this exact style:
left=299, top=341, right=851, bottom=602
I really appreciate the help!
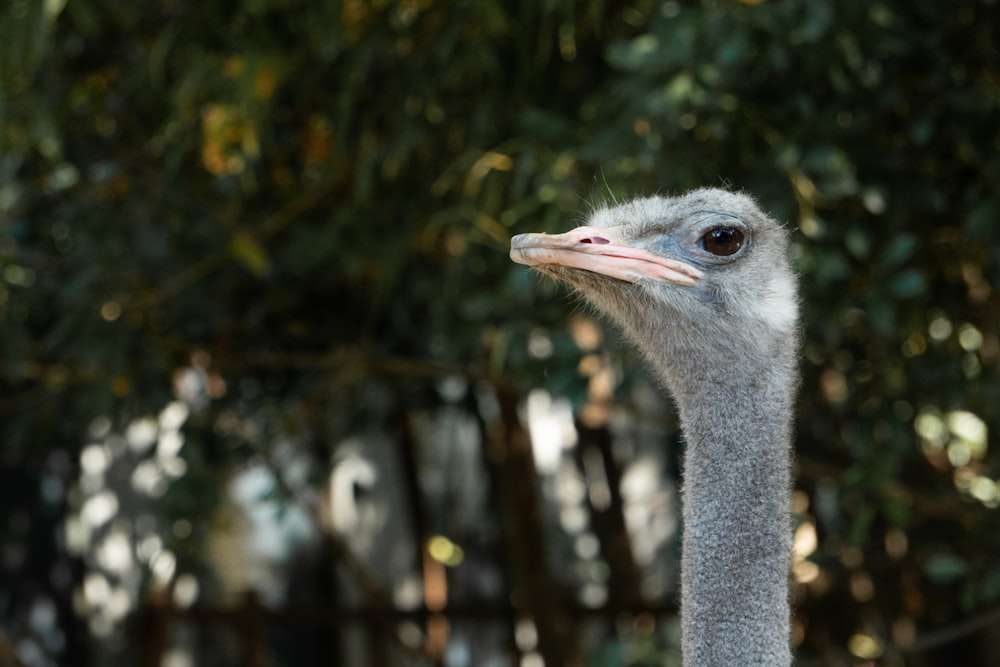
left=670, top=358, right=795, bottom=666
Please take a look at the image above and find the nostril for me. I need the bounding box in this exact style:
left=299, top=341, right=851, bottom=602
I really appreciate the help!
left=580, top=237, right=610, bottom=245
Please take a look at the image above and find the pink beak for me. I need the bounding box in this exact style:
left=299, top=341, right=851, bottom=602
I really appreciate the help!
left=510, top=226, right=702, bottom=286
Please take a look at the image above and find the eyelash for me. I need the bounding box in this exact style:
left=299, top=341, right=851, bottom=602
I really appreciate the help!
left=631, top=220, right=671, bottom=239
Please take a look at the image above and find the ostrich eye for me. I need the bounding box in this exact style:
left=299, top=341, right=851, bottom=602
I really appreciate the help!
left=700, top=227, right=744, bottom=256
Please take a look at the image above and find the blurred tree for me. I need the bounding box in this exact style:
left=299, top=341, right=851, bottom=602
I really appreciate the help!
left=1, top=0, right=999, bottom=666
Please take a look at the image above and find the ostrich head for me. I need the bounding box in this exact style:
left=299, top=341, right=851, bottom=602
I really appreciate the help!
left=513, top=189, right=801, bottom=664
left=510, top=188, right=799, bottom=396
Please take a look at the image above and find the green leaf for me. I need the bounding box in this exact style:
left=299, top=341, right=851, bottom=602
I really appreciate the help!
left=965, top=201, right=1000, bottom=240
left=887, top=269, right=926, bottom=298
left=848, top=505, right=875, bottom=545
left=979, top=566, right=1000, bottom=604
left=881, top=233, right=917, bottom=268
left=845, top=228, right=870, bottom=259
left=230, top=231, right=271, bottom=277
left=924, top=554, right=968, bottom=583
left=606, top=34, right=661, bottom=71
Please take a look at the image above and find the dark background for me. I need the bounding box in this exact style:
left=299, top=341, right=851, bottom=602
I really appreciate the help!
left=2, top=1, right=1000, bottom=665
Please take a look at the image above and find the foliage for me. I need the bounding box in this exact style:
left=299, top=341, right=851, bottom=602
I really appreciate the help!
left=2, top=0, right=1000, bottom=665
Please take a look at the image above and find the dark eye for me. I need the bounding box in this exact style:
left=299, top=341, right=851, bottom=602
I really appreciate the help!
left=700, top=227, right=745, bottom=256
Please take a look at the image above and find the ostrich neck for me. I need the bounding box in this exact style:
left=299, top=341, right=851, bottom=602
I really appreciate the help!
left=668, top=355, right=795, bottom=666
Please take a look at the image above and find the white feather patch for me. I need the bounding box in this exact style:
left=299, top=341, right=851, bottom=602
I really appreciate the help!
left=744, top=273, right=798, bottom=331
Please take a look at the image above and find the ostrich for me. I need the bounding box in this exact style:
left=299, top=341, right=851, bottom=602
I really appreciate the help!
left=510, top=188, right=799, bottom=665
